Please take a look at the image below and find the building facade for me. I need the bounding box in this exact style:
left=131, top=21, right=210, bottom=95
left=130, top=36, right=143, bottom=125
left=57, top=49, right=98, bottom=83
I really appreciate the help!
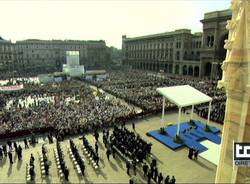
left=122, top=9, right=232, bottom=79
left=0, top=38, right=111, bottom=77
left=0, top=37, right=13, bottom=73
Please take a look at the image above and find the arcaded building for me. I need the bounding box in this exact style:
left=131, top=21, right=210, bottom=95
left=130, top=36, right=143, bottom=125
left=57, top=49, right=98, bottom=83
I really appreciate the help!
left=0, top=38, right=111, bottom=76
left=122, top=9, right=232, bottom=79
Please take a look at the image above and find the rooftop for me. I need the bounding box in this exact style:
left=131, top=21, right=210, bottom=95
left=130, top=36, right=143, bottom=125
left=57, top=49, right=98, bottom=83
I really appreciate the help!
left=124, top=29, right=201, bottom=42
left=15, top=39, right=106, bottom=45
left=202, top=9, right=231, bottom=21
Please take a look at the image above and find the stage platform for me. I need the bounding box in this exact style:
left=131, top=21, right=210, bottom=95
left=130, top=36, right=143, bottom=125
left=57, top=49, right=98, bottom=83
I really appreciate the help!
left=147, top=121, right=221, bottom=153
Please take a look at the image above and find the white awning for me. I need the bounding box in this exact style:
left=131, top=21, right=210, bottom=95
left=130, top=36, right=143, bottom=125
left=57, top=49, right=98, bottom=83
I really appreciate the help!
left=156, top=85, right=212, bottom=107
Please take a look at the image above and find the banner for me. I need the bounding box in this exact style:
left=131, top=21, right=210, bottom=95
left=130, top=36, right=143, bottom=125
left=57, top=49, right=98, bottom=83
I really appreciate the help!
left=0, top=84, right=24, bottom=91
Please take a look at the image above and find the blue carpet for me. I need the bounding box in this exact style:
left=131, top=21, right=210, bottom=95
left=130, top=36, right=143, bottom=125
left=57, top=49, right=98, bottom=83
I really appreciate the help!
left=182, top=136, right=208, bottom=153
left=147, top=121, right=221, bottom=153
left=149, top=130, right=184, bottom=150
left=194, top=120, right=220, bottom=134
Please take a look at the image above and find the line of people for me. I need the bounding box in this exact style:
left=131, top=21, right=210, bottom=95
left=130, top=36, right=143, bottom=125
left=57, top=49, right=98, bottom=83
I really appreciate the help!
left=69, top=139, right=85, bottom=175
left=56, top=141, right=69, bottom=181
left=82, top=136, right=99, bottom=166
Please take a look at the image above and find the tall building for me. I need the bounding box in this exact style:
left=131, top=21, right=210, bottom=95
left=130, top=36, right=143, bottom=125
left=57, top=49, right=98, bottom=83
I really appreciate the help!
left=122, top=29, right=202, bottom=77
left=0, top=37, right=13, bottom=73
left=0, top=38, right=111, bottom=77
left=122, top=9, right=232, bottom=79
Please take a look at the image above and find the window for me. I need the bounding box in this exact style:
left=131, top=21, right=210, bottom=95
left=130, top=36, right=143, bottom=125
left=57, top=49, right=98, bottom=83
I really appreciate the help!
left=207, top=35, right=214, bottom=47
left=176, top=51, right=180, bottom=60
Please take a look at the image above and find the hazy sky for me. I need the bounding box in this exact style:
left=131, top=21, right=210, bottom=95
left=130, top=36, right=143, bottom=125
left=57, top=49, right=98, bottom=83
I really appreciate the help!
left=0, top=0, right=230, bottom=48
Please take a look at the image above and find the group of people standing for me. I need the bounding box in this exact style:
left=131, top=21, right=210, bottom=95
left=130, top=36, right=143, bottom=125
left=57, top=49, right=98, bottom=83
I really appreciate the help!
left=188, top=147, right=199, bottom=160
left=110, top=126, right=152, bottom=163
left=0, top=140, right=23, bottom=164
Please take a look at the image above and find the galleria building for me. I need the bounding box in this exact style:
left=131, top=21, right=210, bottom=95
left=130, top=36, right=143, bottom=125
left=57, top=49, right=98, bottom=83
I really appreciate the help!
left=122, top=9, right=231, bottom=79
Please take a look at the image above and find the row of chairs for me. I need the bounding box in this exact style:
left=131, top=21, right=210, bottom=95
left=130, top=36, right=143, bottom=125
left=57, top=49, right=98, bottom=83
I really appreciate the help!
left=68, top=142, right=85, bottom=177
left=82, top=142, right=99, bottom=170
left=38, top=152, right=46, bottom=179
left=26, top=164, right=32, bottom=183
left=54, top=148, right=65, bottom=180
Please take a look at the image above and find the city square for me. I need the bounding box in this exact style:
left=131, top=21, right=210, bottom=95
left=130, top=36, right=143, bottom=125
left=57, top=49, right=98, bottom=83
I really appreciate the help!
left=0, top=0, right=250, bottom=183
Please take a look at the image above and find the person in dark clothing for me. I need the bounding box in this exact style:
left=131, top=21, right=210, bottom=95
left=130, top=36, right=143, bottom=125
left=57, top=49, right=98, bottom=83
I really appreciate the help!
left=7, top=140, right=12, bottom=149
left=0, top=146, right=3, bottom=160
left=132, top=122, right=135, bottom=131
left=170, top=176, right=176, bottom=184
left=13, top=142, right=18, bottom=152
left=188, top=148, right=194, bottom=159
left=106, top=149, right=111, bottom=160
left=147, top=169, right=152, bottom=184
left=112, top=145, right=116, bottom=159
left=126, top=160, right=130, bottom=175
left=164, top=175, right=170, bottom=184
left=31, top=135, right=37, bottom=147
left=102, top=134, right=107, bottom=147
left=24, top=138, right=29, bottom=149
left=132, top=159, right=136, bottom=175
left=64, top=167, right=69, bottom=181
left=17, top=145, right=22, bottom=160
left=95, top=142, right=98, bottom=154
left=8, top=151, right=13, bottom=164
left=44, top=162, right=49, bottom=175
left=158, top=173, right=163, bottom=184
left=152, top=159, right=157, bottom=167
left=96, top=155, right=99, bottom=166
left=80, top=163, right=85, bottom=175
left=2, top=145, right=7, bottom=156
left=143, top=163, right=148, bottom=177
left=194, top=150, right=199, bottom=160
left=30, top=153, right=35, bottom=166
left=29, top=166, right=35, bottom=181
left=154, top=167, right=158, bottom=182
left=129, top=178, right=134, bottom=184
left=94, top=131, right=99, bottom=142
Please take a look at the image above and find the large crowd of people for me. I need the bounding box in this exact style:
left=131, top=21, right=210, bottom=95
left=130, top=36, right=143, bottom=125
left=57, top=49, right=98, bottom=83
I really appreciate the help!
left=0, top=80, right=136, bottom=138
left=89, top=70, right=226, bottom=124
left=0, top=69, right=226, bottom=139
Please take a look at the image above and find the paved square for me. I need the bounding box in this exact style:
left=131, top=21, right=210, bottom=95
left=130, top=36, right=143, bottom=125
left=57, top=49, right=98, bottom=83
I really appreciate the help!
left=0, top=112, right=221, bottom=183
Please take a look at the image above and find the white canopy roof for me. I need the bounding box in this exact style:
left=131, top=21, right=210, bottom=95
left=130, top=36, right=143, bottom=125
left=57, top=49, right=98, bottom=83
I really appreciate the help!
left=156, top=85, right=212, bottom=107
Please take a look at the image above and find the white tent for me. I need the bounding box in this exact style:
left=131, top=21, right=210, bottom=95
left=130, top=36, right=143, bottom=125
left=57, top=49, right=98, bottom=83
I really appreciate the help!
left=156, top=85, right=212, bottom=136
